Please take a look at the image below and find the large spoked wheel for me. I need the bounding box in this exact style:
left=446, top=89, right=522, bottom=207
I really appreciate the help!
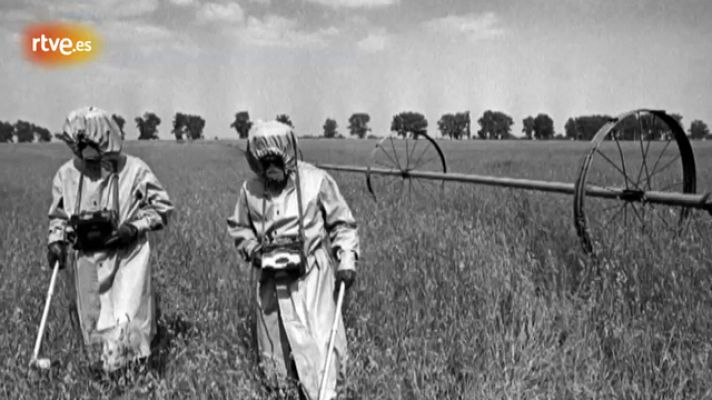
left=574, top=109, right=697, bottom=255
left=366, top=132, right=447, bottom=203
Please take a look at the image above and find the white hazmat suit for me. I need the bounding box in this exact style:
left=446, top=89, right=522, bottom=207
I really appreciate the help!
left=227, top=121, right=359, bottom=399
left=48, top=106, right=174, bottom=372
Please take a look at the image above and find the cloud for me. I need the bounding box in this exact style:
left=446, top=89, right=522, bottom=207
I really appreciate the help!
left=237, top=15, right=338, bottom=48
left=197, top=2, right=245, bottom=23
left=424, top=12, right=505, bottom=42
left=357, top=29, right=390, bottom=52
left=0, top=9, right=35, bottom=22
left=104, top=20, right=173, bottom=41
left=101, top=20, right=198, bottom=55
left=167, top=0, right=197, bottom=6
left=45, top=0, right=160, bottom=20
left=304, top=0, right=398, bottom=8
left=3, top=30, right=22, bottom=47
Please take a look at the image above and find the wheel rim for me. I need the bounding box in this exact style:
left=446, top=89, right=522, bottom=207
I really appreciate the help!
left=366, top=132, right=447, bottom=204
left=573, top=109, right=697, bottom=255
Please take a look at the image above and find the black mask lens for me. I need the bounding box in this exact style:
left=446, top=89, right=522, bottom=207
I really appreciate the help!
left=261, top=156, right=283, bottom=170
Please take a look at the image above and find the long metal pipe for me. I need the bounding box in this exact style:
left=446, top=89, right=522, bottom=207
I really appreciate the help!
left=316, top=163, right=712, bottom=210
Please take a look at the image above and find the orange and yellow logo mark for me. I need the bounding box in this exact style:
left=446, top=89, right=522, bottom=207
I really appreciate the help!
left=23, top=23, right=101, bottom=66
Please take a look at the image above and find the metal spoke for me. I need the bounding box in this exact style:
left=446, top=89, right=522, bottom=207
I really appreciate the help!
left=613, top=134, right=631, bottom=189
left=411, top=143, right=431, bottom=172
left=595, top=149, right=638, bottom=188
left=404, top=136, right=410, bottom=170
left=406, top=138, right=420, bottom=171
left=408, top=179, right=413, bottom=202
left=623, top=204, right=629, bottom=252
left=413, top=156, right=438, bottom=171
left=601, top=203, right=627, bottom=229
left=415, top=179, right=437, bottom=205
left=397, top=179, right=405, bottom=199
left=629, top=203, right=658, bottom=246
left=647, top=137, right=673, bottom=179
left=388, top=136, right=403, bottom=171
left=648, top=154, right=681, bottom=181
left=629, top=202, right=645, bottom=228
left=648, top=204, right=673, bottom=231
left=378, top=144, right=400, bottom=170
left=413, top=177, right=441, bottom=204
left=658, top=180, right=684, bottom=192
left=374, top=158, right=392, bottom=169
left=635, top=112, right=652, bottom=190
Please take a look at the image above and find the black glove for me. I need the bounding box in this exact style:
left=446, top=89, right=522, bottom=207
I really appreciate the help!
left=47, top=241, right=67, bottom=270
left=249, top=245, right=263, bottom=269
left=105, top=223, right=139, bottom=248
left=335, top=269, right=356, bottom=291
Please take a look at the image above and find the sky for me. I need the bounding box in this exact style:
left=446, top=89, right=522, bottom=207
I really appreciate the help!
left=1, top=0, right=711, bottom=139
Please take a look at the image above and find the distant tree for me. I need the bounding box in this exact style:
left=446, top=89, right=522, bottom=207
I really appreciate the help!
left=172, top=112, right=188, bottom=141
left=276, top=114, right=293, bottom=127
left=438, top=114, right=457, bottom=139
left=533, top=113, right=555, bottom=140
left=135, top=112, right=161, bottom=140
left=112, top=114, right=126, bottom=140
left=173, top=112, right=205, bottom=141
left=689, top=120, right=710, bottom=140
left=230, top=111, right=252, bottom=139
left=660, top=113, right=685, bottom=141
left=522, top=116, right=535, bottom=139
left=564, top=118, right=577, bottom=140
left=13, top=120, right=34, bottom=143
left=577, top=112, right=681, bottom=141
left=670, top=113, right=683, bottom=126
left=455, top=111, right=471, bottom=139
left=1, top=120, right=52, bottom=143
left=348, top=113, right=371, bottom=139
left=0, top=121, right=14, bottom=142
left=477, top=110, right=513, bottom=139
left=614, top=113, right=674, bottom=141
left=564, top=115, right=612, bottom=141
left=438, top=111, right=470, bottom=139
left=391, top=111, right=427, bottom=138
left=655, top=113, right=682, bottom=140
left=323, top=118, right=338, bottom=138
left=35, top=125, right=52, bottom=142
left=186, top=115, right=205, bottom=140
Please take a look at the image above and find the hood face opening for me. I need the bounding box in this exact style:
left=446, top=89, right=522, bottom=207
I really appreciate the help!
left=59, top=106, right=123, bottom=159
left=246, top=120, right=298, bottom=177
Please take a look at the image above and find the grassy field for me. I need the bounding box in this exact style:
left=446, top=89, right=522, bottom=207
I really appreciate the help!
left=2, top=139, right=712, bottom=399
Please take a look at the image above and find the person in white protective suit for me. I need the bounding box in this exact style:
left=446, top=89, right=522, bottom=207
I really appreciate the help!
left=46, top=106, right=174, bottom=373
left=227, top=120, right=360, bottom=399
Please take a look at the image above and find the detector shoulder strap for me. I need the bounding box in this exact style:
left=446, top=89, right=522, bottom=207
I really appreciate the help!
left=111, top=159, right=120, bottom=220
left=291, top=132, right=307, bottom=255
left=74, top=165, right=85, bottom=216
left=72, top=159, right=121, bottom=217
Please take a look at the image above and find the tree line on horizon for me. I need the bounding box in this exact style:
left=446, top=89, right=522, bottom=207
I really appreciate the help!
left=230, top=110, right=711, bottom=141
left=1, top=110, right=710, bottom=143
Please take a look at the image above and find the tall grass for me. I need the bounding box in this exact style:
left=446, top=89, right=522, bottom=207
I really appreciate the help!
left=1, top=140, right=711, bottom=399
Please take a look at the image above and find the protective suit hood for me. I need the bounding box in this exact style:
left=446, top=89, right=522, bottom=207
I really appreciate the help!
left=58, top=106, right=123, bottom=158
left=246, top=120, right=298, bottom=177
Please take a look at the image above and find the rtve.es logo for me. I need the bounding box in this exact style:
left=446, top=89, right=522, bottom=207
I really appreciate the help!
left=23, top=23, right=101, bottom=66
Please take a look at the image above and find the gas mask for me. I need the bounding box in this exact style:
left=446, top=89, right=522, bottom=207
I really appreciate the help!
left=77, top=137, right=102, bottom=163
left=260, top=154, right=288, bottom=189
